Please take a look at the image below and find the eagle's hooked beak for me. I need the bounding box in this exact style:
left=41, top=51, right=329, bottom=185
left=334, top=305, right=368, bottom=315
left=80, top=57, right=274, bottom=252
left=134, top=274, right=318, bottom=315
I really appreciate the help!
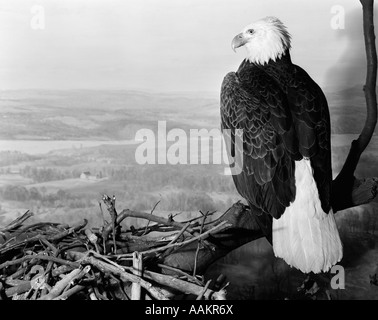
left=231, top=33, right=248, bottom=52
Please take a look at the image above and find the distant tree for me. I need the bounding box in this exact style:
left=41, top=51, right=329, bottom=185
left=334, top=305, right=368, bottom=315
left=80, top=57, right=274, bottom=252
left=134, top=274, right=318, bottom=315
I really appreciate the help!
left=29, top=187, right=41, bottom=201
left=56, top=189, right=68, bottom=201
left=40, top=186, right=47, bottom=197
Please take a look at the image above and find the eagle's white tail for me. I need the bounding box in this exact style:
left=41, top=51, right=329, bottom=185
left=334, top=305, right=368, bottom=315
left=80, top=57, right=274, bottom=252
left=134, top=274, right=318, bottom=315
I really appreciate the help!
left=272, top=159, right=343, bottom=274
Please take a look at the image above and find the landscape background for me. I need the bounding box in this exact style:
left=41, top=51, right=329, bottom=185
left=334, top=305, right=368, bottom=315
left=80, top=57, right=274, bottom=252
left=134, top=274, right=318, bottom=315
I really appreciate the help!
left=1, top=87, right=378, bottom=299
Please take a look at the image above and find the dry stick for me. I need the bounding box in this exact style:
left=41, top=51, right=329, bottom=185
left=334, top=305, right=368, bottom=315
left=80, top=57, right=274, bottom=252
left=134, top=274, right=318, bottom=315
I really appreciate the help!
left=78, top=255, right=169, bottom=300
left=0, top=254, right=80, bottom=270
left=168, top=222, right=191, bottom=245
left=193, top=212, right=209, bottom=277
left=88, top=286, right=98, bottom=300
left=17, top=222, right=63, bottom=234
left=38, top=266, right=91, bottom=300
left=93, top=285, right=109, bottom=300
left=99, top=202, right=107, bottom=253
left=5, top=282, right=31, bottom=298
left=0, top=211, right=33, bottom=233
left=104, top=209, right=196, bottom=236
left=52, top=265, right=74, bottom=277
left=142, top=201, right=161, bottom=236
left=196, top=280, right=211, bottom=300
left=98, top=202, right=106, bottom=225
left=39, top=238, right=58, bottom=254
left=131, top=252, right=143, bottom=300
left=102, top=195, right=118, bottom=254
left=53, top=285, right=86, bottom=300
left=46, top=219, right=88, bottom=242
left=0, top=236, right=16, bottom=250
left=116, top=221, right=230, bottom=259
left=84, top=228, right=100, bottom=253
left=7, top=259, right=39, bottom=280
left=111, top=201, right=117, bottom=254
left=0, top=220, right=88, bottom=256
left=159, top=222, right=192, bottom=258
left=38, top=268, right=81, bottom=300
left=88, top=250, right=124, bottom=271
left=39, top=241, right=59, bottom=296
left=180, top=211, right=216, bottom=224
left=5, top=279, right=29, bottom=287
left=65, top=250, right=226, bottom=300
left=157, top=264, right=202, bottom=285
left=140, top=269, right=226, bottom=300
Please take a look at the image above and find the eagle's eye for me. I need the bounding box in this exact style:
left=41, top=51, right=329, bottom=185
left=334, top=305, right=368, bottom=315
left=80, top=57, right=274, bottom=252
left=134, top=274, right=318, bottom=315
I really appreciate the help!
left=247, top=29, right=254, bottom=34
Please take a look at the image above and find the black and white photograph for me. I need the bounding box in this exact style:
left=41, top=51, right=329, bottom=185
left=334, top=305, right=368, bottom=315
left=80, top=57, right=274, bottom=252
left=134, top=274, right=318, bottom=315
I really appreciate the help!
left=0, top=0, right=378, bottom=306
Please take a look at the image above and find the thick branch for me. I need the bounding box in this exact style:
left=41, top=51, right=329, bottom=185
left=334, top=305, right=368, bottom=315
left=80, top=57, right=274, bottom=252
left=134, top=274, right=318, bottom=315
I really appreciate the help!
left=332, top=0, right=377, bottom=211
left=161, top=202, right=265, bottom=275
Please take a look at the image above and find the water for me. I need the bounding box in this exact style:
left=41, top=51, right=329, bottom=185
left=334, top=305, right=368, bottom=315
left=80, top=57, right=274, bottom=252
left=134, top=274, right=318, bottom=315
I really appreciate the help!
left=0, top=140, right=137, bottom=155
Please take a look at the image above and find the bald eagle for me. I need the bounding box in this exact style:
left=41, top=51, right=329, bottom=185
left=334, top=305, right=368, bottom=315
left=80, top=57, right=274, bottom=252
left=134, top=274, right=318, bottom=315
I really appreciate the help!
left=220, top=17, right=343, bottom=273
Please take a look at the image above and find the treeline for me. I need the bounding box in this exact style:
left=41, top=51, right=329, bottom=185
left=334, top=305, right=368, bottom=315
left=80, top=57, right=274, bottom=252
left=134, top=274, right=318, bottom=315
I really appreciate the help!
left=109, top=164, right=236, bottom=194
left=0, top=185, right=93, bottom=209
left=20, top=166, right=77, bottom=183
left=0, top=151, right=40, bottom=166
left=2, top=160, right=238, bottom=194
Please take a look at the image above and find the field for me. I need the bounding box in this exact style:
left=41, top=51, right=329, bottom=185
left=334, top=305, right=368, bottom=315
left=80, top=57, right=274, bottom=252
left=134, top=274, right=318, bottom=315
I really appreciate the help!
left=1, top=88, right=378, bottom=299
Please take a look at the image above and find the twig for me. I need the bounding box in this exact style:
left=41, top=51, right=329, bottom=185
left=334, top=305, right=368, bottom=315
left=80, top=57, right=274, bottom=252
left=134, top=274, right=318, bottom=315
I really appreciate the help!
left=158, top=222, right=192, bottom=259
left=180, top=211, right=216, bottom=224
left=84, top=228, right=100, bottom=253
left=0, top=211, right=34, bottom=233
left=0, top=254, right=80, bottom=270
left=131, top=252, right=143, bottom=300
left=98, top=202, right=106, bottom=225
left=41, top=265, right=90, bottom=300
left=193, top=212, right=209, bottom=277
left=77, top=255, right=169, bottom=300
left=139, top=269, right=225, bottom=300
left=196, top=280, right=211, bottom=300
left=104, top=209, right=196, bottom=236
left=5, top=282, right=31, bottom=298
left=142, top=201, right=160, bottom=236
left=168, top=222, right=191, bottom=246
left=0, top=223, right=87, bottom=255
left=116, top=221, right=231, bottom=258
left=53, top=284, right=86, bottom=300
left=157, top=264, right=202, bottom=285
left=102, top=195, right=118, bottom=254
left=51, top=265, right=74, bottom=277
left=99, top=201, right=107, bottom=253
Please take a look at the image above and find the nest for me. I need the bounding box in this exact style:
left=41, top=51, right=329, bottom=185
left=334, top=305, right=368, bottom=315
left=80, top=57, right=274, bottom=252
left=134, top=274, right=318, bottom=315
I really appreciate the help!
left=0, top=195, right=229, bottom=300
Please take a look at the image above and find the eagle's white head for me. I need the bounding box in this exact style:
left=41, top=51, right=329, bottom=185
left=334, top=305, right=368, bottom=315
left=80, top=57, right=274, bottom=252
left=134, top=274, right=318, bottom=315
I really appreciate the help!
left=232, top=16, right=291, bottom=65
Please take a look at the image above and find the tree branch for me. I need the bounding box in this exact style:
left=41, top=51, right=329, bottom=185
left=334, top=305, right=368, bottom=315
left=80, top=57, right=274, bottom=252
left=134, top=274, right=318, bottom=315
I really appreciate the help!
left=332, top=0, right=378, bottom=211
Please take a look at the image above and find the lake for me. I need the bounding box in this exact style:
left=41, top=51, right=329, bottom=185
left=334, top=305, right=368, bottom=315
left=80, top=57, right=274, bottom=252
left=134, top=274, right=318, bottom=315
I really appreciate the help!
left=0, top=140, right=138, bottom=155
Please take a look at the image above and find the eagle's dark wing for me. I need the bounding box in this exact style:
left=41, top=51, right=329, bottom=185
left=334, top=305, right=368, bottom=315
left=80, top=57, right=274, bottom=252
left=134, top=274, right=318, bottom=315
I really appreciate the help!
left=277, top=64, right=332, bottom=213
left=220, top=66, right=297, bottom=220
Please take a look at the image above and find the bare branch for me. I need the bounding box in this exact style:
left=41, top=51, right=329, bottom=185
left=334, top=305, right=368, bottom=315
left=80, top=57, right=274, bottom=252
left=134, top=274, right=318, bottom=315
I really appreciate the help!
left=332, top=0, right=378, bottom=211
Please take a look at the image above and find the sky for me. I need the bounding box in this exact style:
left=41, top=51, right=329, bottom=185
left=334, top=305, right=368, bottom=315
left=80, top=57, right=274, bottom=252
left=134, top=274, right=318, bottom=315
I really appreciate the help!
left=0, top=0, right=372, bottom=93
